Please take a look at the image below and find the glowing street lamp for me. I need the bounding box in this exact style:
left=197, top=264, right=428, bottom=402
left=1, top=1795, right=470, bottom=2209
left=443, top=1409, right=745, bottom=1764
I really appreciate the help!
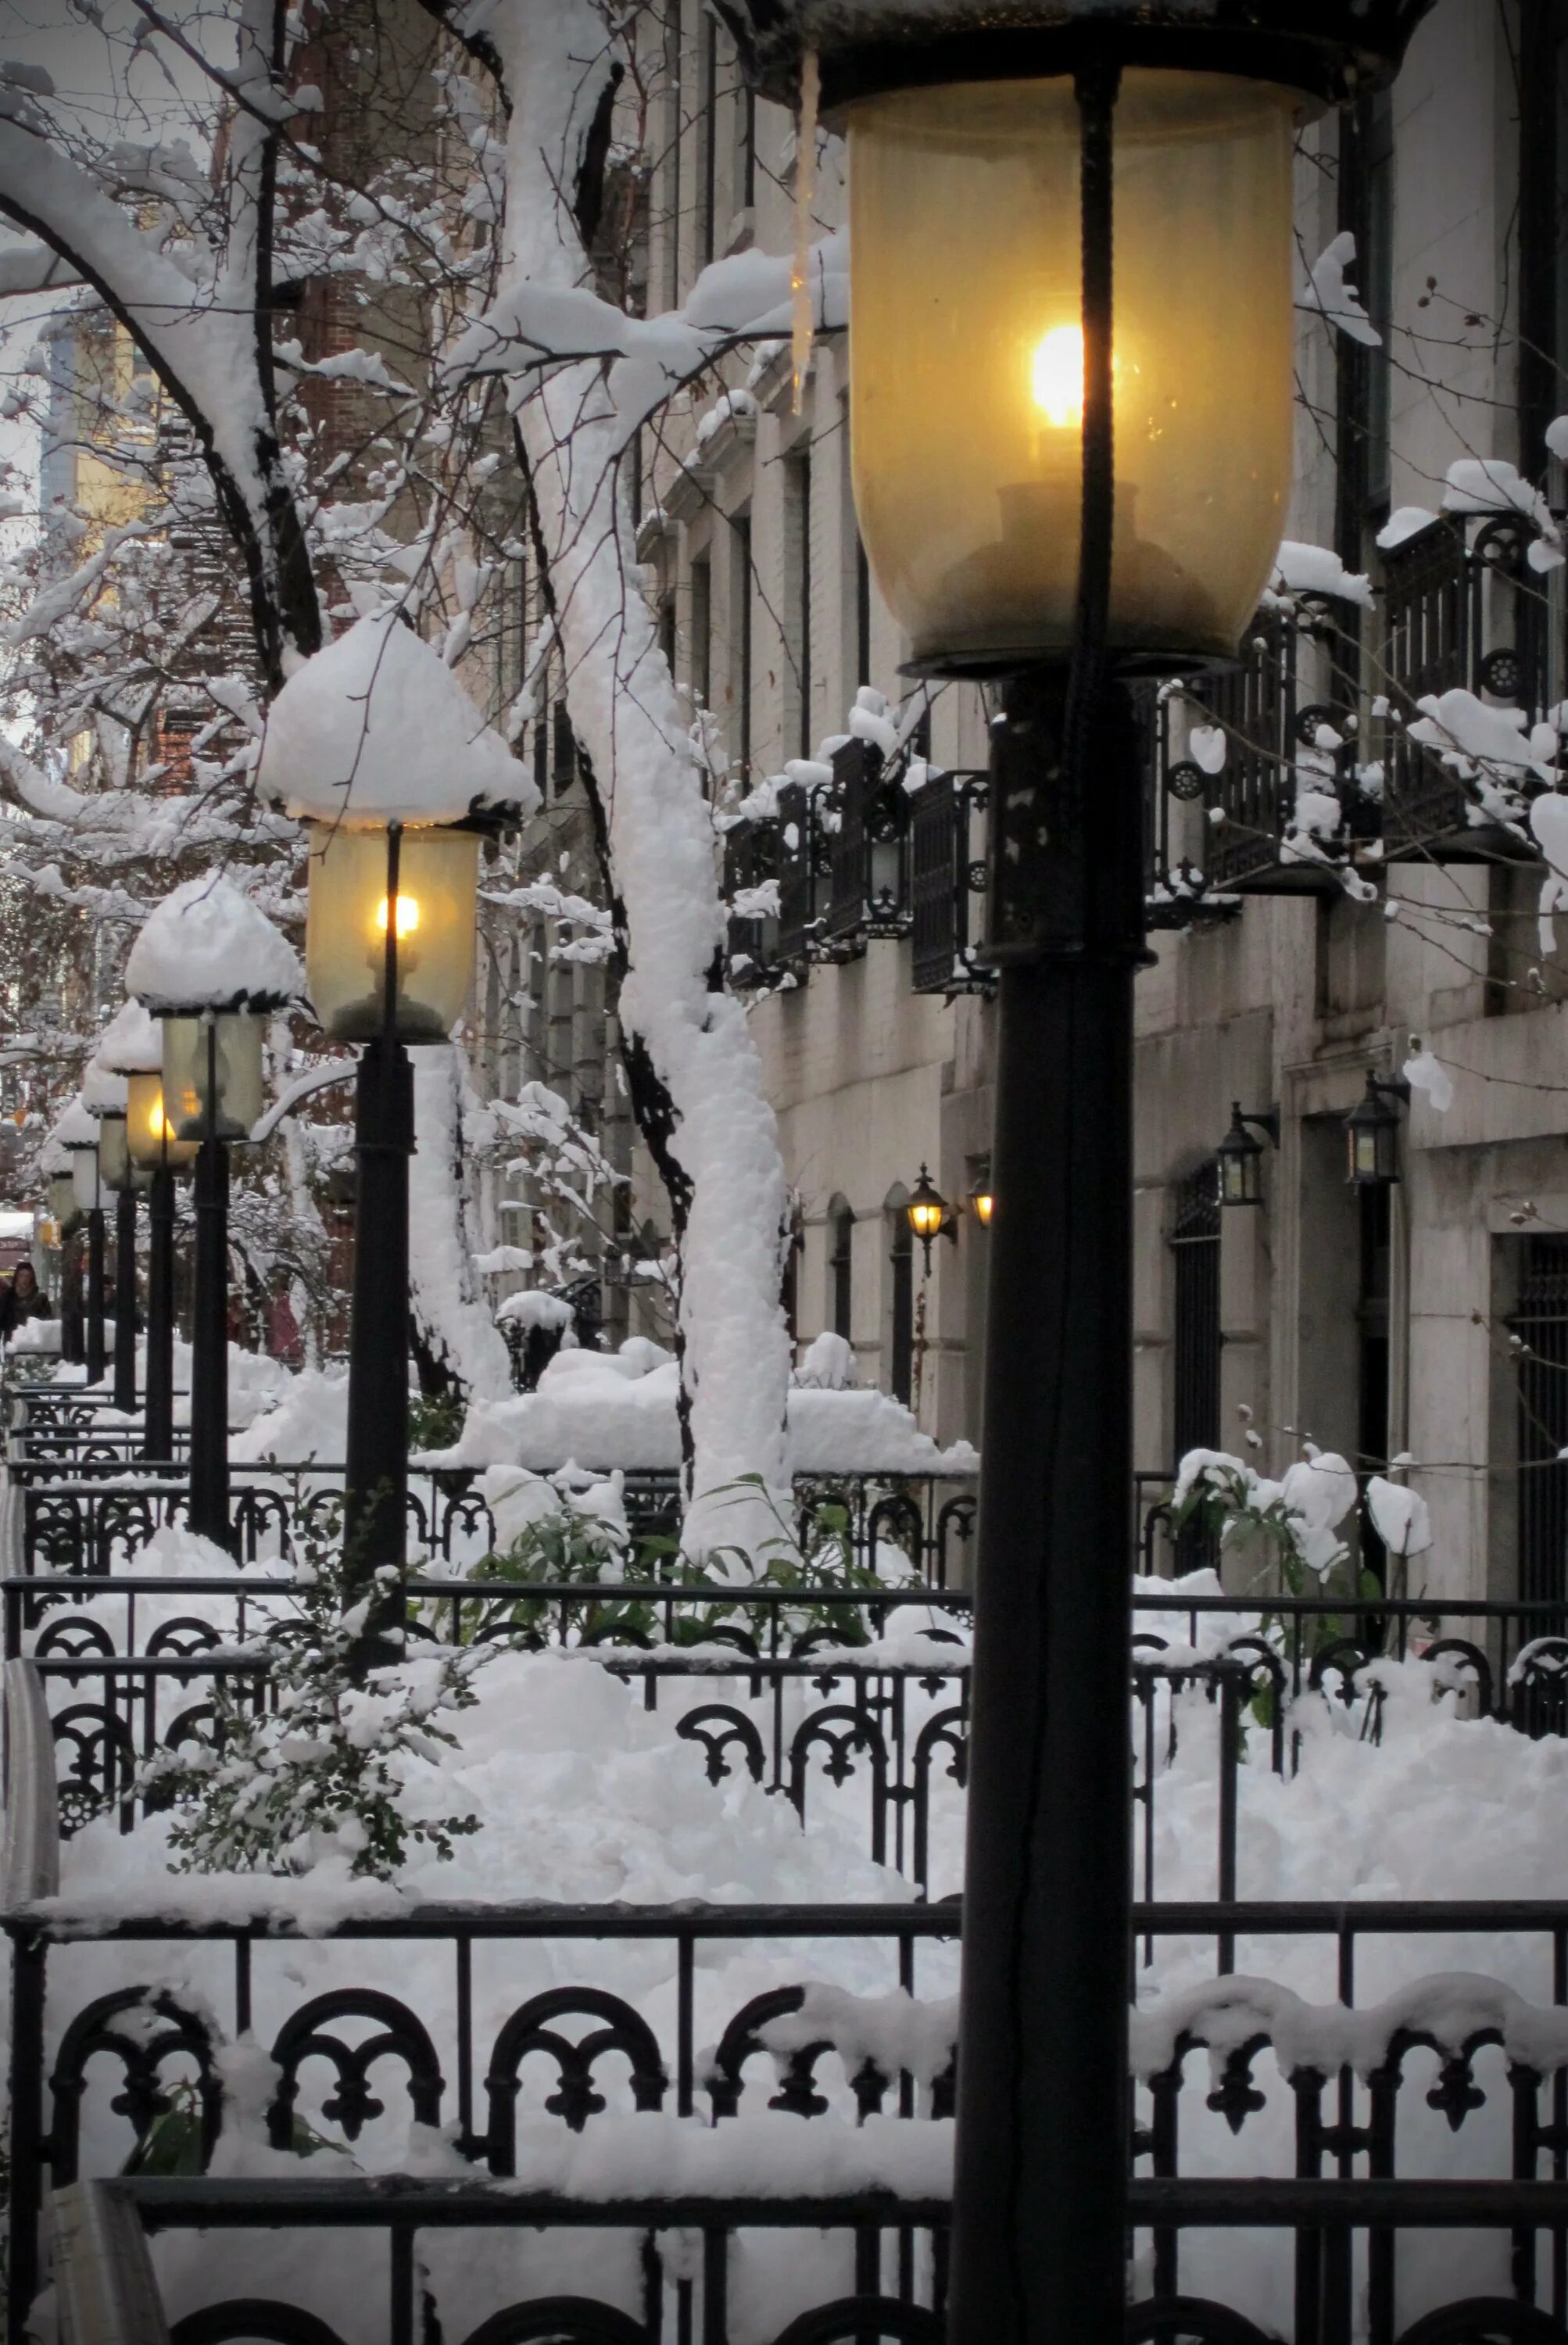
left=256, top=607, right=534, bottom=1666
left=905, top=1164, right=957, bottom=1272
left=126, top=881, right=302, bottom=1548
left=99, top=1001, right=177, bottom=1449
left=725, top=5, right=1434, bottom=2334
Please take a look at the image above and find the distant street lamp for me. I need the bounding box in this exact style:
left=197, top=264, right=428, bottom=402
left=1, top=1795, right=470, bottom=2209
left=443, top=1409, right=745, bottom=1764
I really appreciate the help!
left=729, top=3, right=1434, bottom=2332
left=98, top=1003, right=173, bottom=1433
left=126, top=880, right=302, bottom=1552
left=1216, top=1102, right=1280, bottom=1209
left=256, top=609, right=532, bottom=1666
left=905, top=1163, right=957, bottom=1272
left=56, top=1097, right=105, bottom=1386
left=966, top=1169, right=995, bottom=1229
left=126, top=1054, right=198, bottom=1463
left=40, top=1137, right=80, bottom=1364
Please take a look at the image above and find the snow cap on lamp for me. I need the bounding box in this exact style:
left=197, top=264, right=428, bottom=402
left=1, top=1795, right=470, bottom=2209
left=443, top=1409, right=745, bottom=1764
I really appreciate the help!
left=79, top=1055, right=127, bottom=1116
left=95, top=999, right=164, bottom=1076
left=52, top=1097, right=98, bottom=1151
left=254, top=606, right=538, bottom=829
left=717, top=0, right=1437, bottom=109
left=124, top=878, right=303, bottom=1016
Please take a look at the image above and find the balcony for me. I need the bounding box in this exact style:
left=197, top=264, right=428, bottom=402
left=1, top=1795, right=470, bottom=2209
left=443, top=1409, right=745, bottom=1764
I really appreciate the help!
left=909, top=768, right=993, bottom=996
left=1376, top=510, right=1548, bottom=861
left=1147, top=599, right=1368, bottom=922
left=821, top=736, right=913, bottom=957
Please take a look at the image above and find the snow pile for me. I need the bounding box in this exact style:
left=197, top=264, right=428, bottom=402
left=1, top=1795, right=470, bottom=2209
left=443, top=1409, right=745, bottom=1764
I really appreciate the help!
left=1301, top=230, right=1381, bottom=346
left=256, top=606, right=538, bottom=825
left=428, top=1337, right=979, bottom=1479
left=1269, top=539, right=1373, bottom=608
left=227, top=1365, right=349, bottom=1462
left=125, top=875, right=303, bottom=1013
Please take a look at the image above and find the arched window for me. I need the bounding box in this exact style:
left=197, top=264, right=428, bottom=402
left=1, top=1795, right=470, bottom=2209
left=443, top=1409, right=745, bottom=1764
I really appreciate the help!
left=885, top=1187, right=914, bottom=1407
left=827, top=1197, right=854, bottom=1341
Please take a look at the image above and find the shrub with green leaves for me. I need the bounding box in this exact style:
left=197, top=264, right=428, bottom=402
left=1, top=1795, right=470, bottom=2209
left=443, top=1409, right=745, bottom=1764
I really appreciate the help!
left=136, top=1533, right=489, bottom=1881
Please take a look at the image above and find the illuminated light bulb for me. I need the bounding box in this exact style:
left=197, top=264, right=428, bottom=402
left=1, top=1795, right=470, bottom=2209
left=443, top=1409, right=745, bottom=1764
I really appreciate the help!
left=150, top=1103, right=169, bottom=1140
left=375, top=893, right=421, bottom=939
left=1030, top=324, right=1084, bottom=429
left=909, top=1199, right=944, bottom=1238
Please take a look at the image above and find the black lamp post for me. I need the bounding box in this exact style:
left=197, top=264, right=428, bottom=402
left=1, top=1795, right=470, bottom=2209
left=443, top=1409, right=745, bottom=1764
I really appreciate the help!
left=257, top=610, right=529, bottom=1674
left=724, top=5, right=1433, bottom=2334
left=905, top=1163, right=958, bottom=1273
left=58, top=1100, right=106, bottom=1387
left=41, top=1149, right=80, bottom=1364
left=94, top=1001, right=165, bottom=1422
left=1346, top=1069, right=1410, bottom=1187
left=126, top=1067, right=197, bottom=1462
left=1216, top=1101, right=1280, bottom=1208
left=126, top=881, right=302, bottom=1552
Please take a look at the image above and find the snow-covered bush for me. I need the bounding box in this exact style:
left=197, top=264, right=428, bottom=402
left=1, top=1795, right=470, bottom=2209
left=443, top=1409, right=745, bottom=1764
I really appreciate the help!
left=137, top=1531, right=489, bottom=1881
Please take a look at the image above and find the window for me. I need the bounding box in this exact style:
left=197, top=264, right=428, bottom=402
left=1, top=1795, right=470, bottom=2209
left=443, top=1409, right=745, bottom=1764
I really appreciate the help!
left=886, top=1201, right=914, bottom=1408
left=783, top=447, right=813, bottom=760
left=1357, top=1183, right=1391, bottom=1581
left=1513, top=1237, right=1568, bottom=1602
left=660, top=2, right=682, bottom=310
left=690, top=553, right=711, bottom=711
left=731, top=513, right=753, bottom=776
left=1334, top=89, right=1394, bottom=564
left=1171, top=1164, right=1221, bottom=1465
left=828, top=1198, right=854, bottom=1341
left=697, top=13, right=718, bottom=270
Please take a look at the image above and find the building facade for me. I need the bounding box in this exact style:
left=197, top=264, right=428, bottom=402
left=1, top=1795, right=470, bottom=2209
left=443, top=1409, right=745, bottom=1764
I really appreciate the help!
left=614, top=0, right=1568, bottom=1604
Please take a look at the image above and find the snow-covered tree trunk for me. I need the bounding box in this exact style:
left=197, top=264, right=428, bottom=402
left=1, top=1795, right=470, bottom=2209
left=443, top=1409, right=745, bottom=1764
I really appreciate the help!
left=439, top=0, right=795, bottom=1563
left=409, top=1045, right=516, bottom=1406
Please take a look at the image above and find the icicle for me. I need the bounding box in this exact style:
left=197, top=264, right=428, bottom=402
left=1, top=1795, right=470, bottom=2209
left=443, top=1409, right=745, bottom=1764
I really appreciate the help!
left=791, top=51, right=820, bottom=416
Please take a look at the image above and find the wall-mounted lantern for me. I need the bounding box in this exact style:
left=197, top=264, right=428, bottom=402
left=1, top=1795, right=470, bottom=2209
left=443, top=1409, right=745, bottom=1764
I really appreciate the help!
left=1345, top=1070, right=1411, bottom=1188
left=968, top=1168, right=995, bottom=1229
left=1215, top=1102, right=1280, bottom=1208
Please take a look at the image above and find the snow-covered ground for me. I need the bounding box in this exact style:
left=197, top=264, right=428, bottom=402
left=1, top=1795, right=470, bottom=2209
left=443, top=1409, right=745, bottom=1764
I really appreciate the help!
left=10, top=1577, right=1568, bottom=2339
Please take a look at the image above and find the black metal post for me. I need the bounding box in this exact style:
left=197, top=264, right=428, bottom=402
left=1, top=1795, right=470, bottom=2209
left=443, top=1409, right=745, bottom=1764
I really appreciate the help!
left=342, top=1031, right=413, bottom=1668
left=188, top=1130, right=231, bottom=1550
left=112, top=1187, right=138, bottom=1415
left=84, top=1204, right=106, bottom=1386
left=143, top=1166, right=175, bottom=1462
left=6, top=1931, right=45, bottom=2345
left=59, top=1230, right=84, bottom=1366
left=947, top=59, right=1137, bottom=2343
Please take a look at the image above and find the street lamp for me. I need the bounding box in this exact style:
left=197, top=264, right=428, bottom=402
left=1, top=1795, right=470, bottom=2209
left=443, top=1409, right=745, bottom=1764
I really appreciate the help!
left=126, top=879, right=302, bottom=1552
left=905, top=1163, right=957, bottom=1272
left=94, top=1002, right=159, bottom=1420
left=126, top=1055, right=198, bottom=1462
left=725, top=5, right=1434, bottom=2335
left=1216, top=1101, right=1280, bottom=1208
left=56, top=1097, right=106, bottom=1386
left=256, top=607, right=532, bottom=1667
left=967, top=1168, right=995, bottom=1228
left=1346, top=1069, right=1409, bottom=1188
left=41, top=1137, right=79, bottom=1362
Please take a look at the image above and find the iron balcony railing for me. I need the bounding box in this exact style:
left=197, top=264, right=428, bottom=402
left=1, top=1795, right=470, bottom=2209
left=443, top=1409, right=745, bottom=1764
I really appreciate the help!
left=1376, top=508, right=1549, bottom=859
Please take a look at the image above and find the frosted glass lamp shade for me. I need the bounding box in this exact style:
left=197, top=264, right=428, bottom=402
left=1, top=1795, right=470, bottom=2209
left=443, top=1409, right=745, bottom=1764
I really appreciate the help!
left=95, top=1111, right=149, bottom=1195
left=305, top=822, right=479, bottom=1044
left=162, top=1012, right=265, bottom=1144
left=127, top=1072, right=199, bottom=1171
left=48, top=1173, right=77, bottom=1231
left=847, top=70, right=1297, bottom=670
left=71, top=1146, right=101, bottom=1215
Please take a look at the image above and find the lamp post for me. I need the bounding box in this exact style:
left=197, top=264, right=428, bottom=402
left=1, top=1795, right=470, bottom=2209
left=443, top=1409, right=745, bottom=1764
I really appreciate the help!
left=94, top=1002, right=164, bottom=1420
left=905, top=1164, right=958, bottom=1273
left=41, top=1142, right=79, bottom=1362
left=126, top=880, right=301, bottom=1554
left=727, top=5, right=1432, bottom=2333
left=256, top=608, right=531, bottom=1669
left=57, top=1099, right=106, bottom=1386
left=126, top=1064, right=197, bottom=1462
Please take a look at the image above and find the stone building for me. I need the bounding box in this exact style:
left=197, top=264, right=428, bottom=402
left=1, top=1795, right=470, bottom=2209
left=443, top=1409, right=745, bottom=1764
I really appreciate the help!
left=615, top=0, right=1568, bottom=1603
